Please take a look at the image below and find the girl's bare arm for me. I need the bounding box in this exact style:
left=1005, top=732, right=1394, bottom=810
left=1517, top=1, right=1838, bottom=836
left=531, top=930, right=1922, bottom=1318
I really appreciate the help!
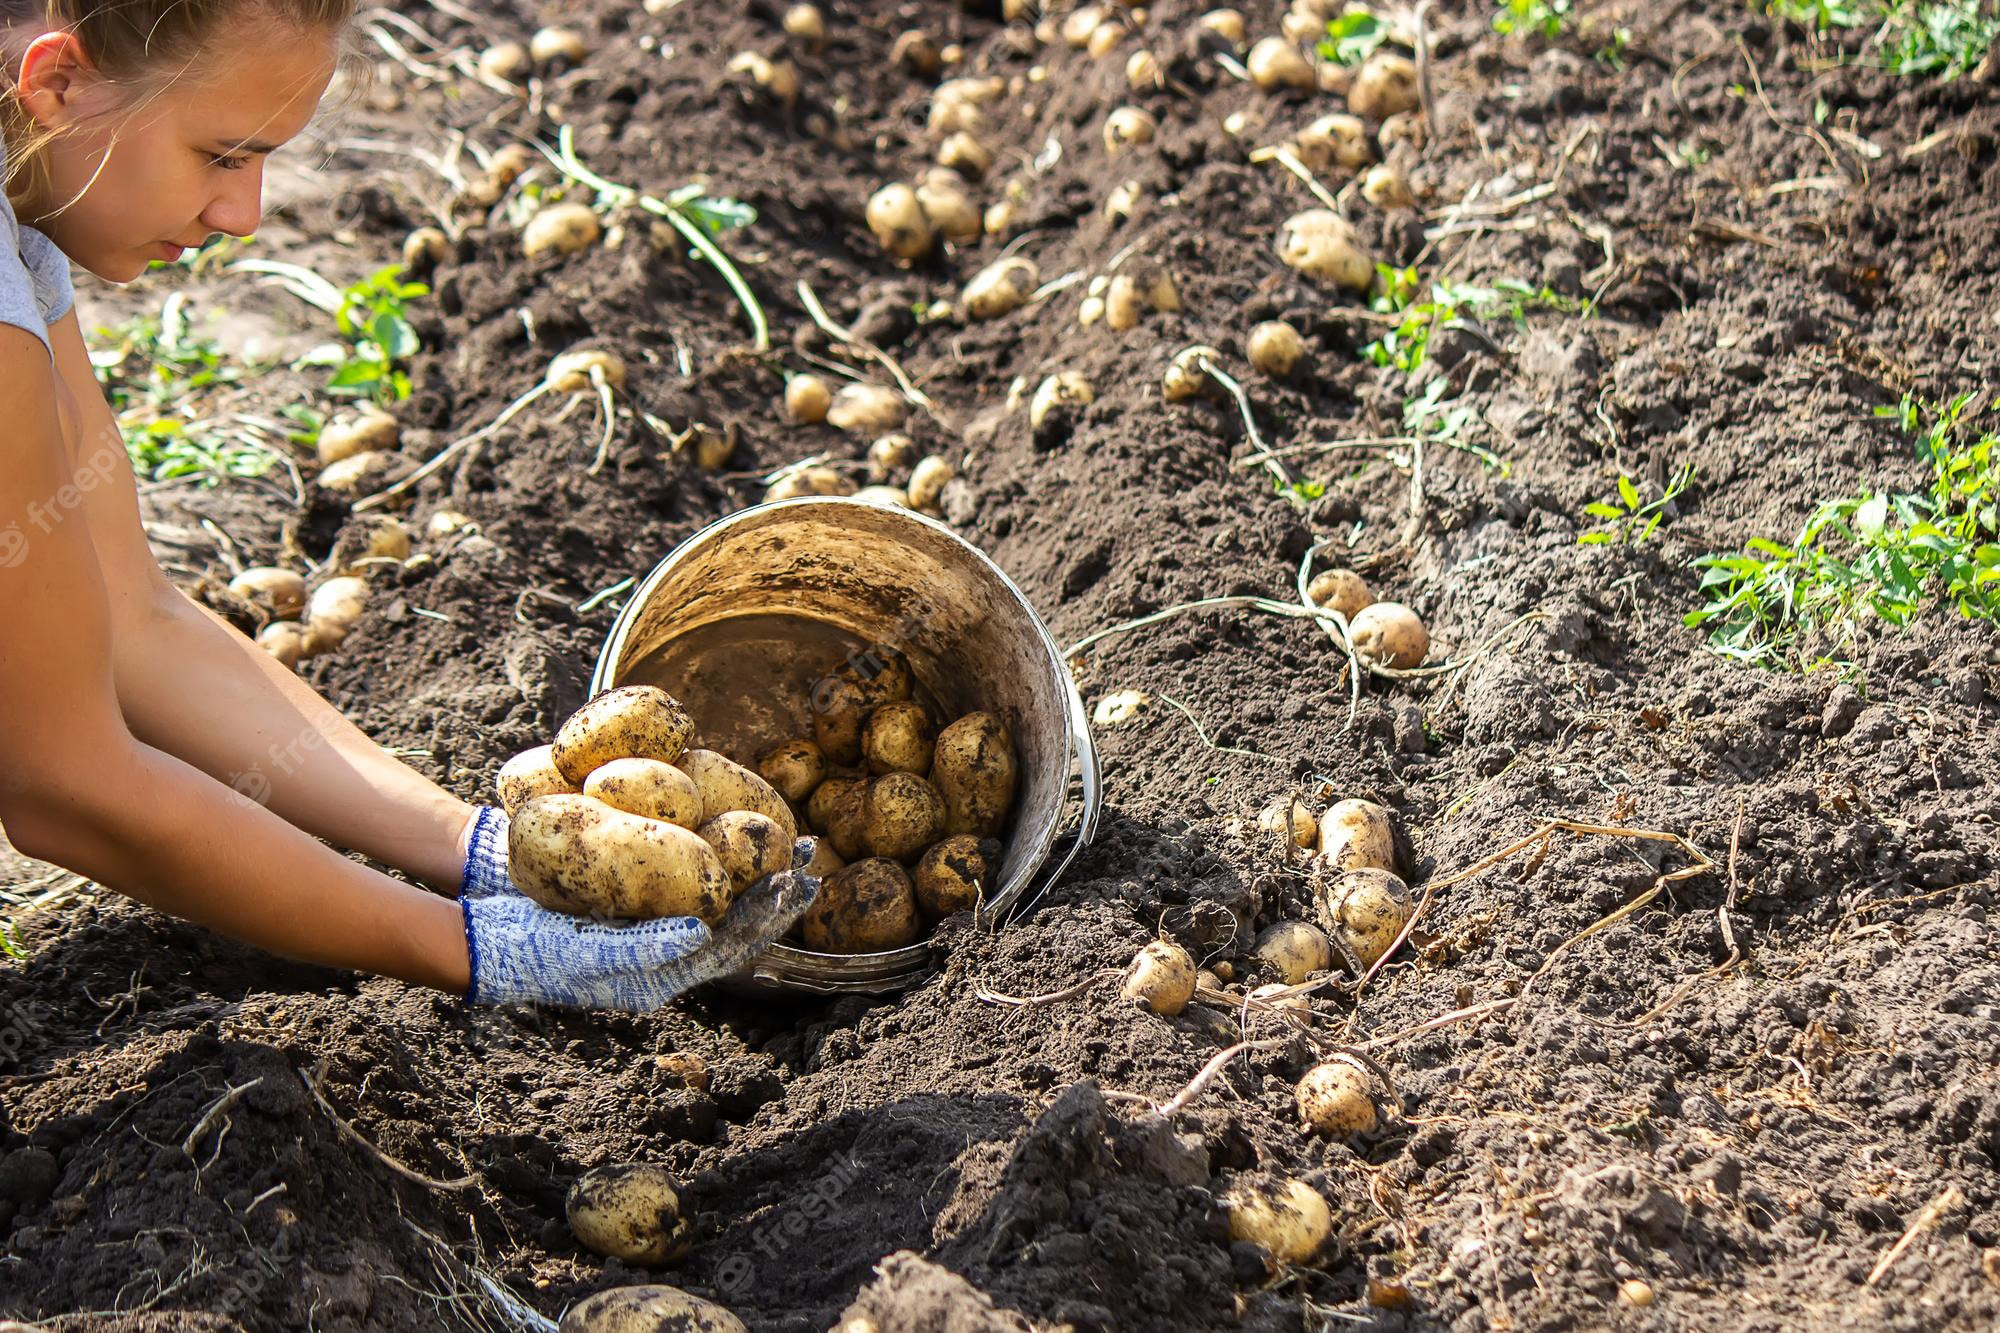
left=0, top=327, right=470, bottom=989
left=48, top=312, right=478, bottom=894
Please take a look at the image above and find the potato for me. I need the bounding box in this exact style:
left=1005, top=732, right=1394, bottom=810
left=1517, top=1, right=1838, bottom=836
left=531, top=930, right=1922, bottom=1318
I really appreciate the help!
left=827, top=383, right=907, bottom=434
left=316, top=449, right=405, bottom=497
left=963, top=257, right=1038, bottom=320
left=1348, top=52, right=1420, bottom=121
left=811, top=677, right=869, bottom=766
left=566, top=1164, right=690, bottom=1266
left=1315, top=798, right=1398, bottom=873
left=1249, top=981, right=1310, bottom=1014
left=913, top=835, right=997, bottom=918
left=1307, top=568, right=1372, bottom=619
left=655, top=1051, right=709, bottom=1091
left=1060, top=5, right=1104, bottom=46
left=1224, top=1177, right=1331, bottom=1264
left=926, top=76, right=1003, bottom=136
left=511, top=795, right=732, bottom=922
left=806, top=776, right=869, bottom=859
left=559, top=1285, right=747, bottom=1333
left=891, top=29, right=941, bottom=75
left=1362, top=163, right=1414, bottom=210
left=523, top=202, right=601, bottom=259
left=1278, top=209, right=1374, bottom=292
left=548, top=348, right=628, bottom=393
left=1254, top=921, right=1331, bottom=985
left=1295, top=113, right=1373, bottom=174
left=1379, top=110, right=1425, bottom=154
left=1102, top=179, right=1140, bottom=220
left=1197, top=8, right=1246, bottom=43
left=793, top=835, right=845, bottom=878
left=1349, top=602, right=1429, bottom=669
left=785, top=374, right=832, bottom=424
left=1247, top=37, right=1312, bottom=92
left=1030, top=374, right=1093, bottom=431
left=1257, top=796, right=1317, bottom=848
left=229, top=566, right=306, bottom=619
left=861, top=701, right=935, bottom=776
left=498, top=744, right=582, bottom=815
left=1162, top=344, right=1219, bottom=402
left=839, top=646, right=913, bottom=708
left=1125, top=48, right=1162, bottom=91
left=258, top=620, right=308, bottom=669
left=758, top=738, right=827, bottom=805
left=530, top=25, right=587, bottom=66
left=1103, top=106, right=1156, bottom=154
left=866, top=183, right=933, bottom=261
left=427, top=509, right=474, bottom=539
left=802, top=858, right=921, bottom=953
left=867, top=433, right=917, bottom=480
left=907, top=455, right=955, bottom=511
left=1121, top=939, right=1195, bottom=1016
left=766, top=466, right=856, bottom=502
left=1618, top=1280, right=1656, bottom=1309
left=861, top=772, right=946, bottom=862
left=1247, top=321, right=1305, bottom=377
left=783, top=4, right=824, bottom=44
left=477, top=41, right=528, bottom=82
left=326, top=514, right=411, bottom=577
left=306, top=575, right=369, bottom=634
left=1297, top=1057, right=1378, bottom=1135
left=929, top=712, right=1017, bottom=837
left=853, top=484, right=910, bottom=508
left=676, top=749, right=798, bottom=842
left=915, top=174, right=981, bottom=245
left=1104, top=273, right=1146, bottom=332
left=316, top=409, right=399, bottom=466
left=699, top=811, right=791, bottom=894
left=583, top=757, right=704, bottom=828
left=1086, top=19, right=1125, bottom=58
left=1318, top=867, right=1413, bottom=967
left=936, top=131, right=992, bottom=178
left=553, top=686, right=696, bottom=785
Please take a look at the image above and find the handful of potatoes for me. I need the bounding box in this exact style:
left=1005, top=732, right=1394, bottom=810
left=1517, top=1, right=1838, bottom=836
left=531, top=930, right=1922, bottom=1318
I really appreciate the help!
left=498, top=685, right=797, bottom=925
left=758, top=650, right=1017, bottom=955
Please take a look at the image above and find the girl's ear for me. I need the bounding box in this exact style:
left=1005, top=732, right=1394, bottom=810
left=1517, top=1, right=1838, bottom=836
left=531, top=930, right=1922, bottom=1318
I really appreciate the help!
left=15, top=31, right=102, bottom=131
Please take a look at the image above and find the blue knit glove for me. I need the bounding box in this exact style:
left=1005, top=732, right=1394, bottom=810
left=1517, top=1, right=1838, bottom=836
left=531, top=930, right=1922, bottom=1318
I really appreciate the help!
left=455, top=805, right=819, bottom=1010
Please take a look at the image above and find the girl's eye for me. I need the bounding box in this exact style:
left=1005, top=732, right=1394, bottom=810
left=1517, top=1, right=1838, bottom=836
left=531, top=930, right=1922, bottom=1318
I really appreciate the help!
left=211, top=154, right=251, bottom=171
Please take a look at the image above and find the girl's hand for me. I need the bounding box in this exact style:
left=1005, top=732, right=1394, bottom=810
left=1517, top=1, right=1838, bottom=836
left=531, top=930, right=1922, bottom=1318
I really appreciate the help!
left=456, top=806, right=819, bottom=1010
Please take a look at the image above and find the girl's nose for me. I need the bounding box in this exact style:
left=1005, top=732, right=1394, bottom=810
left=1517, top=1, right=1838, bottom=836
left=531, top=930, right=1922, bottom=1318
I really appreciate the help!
left=199, top=162, right=266, bottom=239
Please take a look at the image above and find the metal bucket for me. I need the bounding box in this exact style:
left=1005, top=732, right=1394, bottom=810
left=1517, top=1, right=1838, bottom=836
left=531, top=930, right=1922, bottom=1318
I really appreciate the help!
left=589, top=498, right=1101, bottom=994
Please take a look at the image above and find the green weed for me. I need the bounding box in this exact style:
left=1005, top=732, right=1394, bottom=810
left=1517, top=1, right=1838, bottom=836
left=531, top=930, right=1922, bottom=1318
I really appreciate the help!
left=90, top=294, right=280, bottom=485
left=1316, top=7, right=1393, bottom=65
left=1364, top=269, right=1592, bottom=375
left=1494, top=0, right=1572, bottom=39
left=1579, top=465, right=1697, bottom=544
left=232, top=259, right=429, bottom=404
left=1765, top=0, right=1996, bottom=79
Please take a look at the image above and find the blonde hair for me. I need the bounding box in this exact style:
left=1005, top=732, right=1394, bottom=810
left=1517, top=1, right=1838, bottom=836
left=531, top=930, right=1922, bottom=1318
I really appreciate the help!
left=1, top=0, right=356, bottom=210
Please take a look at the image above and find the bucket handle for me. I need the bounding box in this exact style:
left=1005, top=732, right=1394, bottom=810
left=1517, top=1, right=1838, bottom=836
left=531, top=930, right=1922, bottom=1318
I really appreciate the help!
left=1002, top=675, right=1102, bottom=925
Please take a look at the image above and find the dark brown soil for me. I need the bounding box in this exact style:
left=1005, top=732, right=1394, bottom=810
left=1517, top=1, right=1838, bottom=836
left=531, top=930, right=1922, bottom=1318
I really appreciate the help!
left=4, top=1, right=1999, bottom=1330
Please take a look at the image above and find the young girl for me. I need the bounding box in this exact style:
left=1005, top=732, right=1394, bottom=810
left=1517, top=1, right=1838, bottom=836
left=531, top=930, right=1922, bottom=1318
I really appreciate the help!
left=0, top=0, right=810, bottom=1011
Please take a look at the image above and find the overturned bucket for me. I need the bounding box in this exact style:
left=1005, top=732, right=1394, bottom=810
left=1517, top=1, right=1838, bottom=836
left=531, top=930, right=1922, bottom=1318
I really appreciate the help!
left=590, top=498, right=1101, bottom=994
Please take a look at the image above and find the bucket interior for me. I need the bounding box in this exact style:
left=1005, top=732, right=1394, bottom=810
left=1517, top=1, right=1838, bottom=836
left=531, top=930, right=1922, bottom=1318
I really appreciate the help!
left=593, top=500, right=1073, bottom=968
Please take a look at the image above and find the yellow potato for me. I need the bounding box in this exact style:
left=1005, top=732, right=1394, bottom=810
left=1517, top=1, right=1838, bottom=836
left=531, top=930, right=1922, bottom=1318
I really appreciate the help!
left=757, top=738, right=828, bottom=805
left=810, top=677, right=869, bottom=766
left=929, top=712, right=1018, bottom=837
left=509, top=795, right=731, bottom=923
left=558, top=1285, right=746, bottom=1333
left=228, top=566, right=306, bottom=619
left=802, top=858, right=921, bottom=953
left=808, top=776, right=870, bottom=861
left=523, top=202, right=601, bottom=259
left=1224, top=1177, right=1331, bottom=1264
left=565, top=1164, right=690, bottom=1266
left=1121, top=939, right=1195, bottom=1016
left=1246, top=37, right=1312, bottom=92
left=1256, top=796, right=1317, bottom=849
left=1277, top=209, right=1374, bottom=292
left=675, top=749, right=798, bottom=843
left=1315, top=798, right=1400, bottom=874
left=1253, top=920, right=1332, bottom=984
left=861, top=772, right=947, bottom=862
left=913, top=835, right=997, bottom=918
left=698, top=811, right=791, bottom=894
left=551, top=686, right=696, bottom=785
left=1307, top=568, right=1373, bottom=619
left=1349, top=602, right=1430, bottom=669
left=582, top=758, right=703, bottom=828
left=837, top=648, right=914, bottom=708
left=1247, top=321, right=1305, bottom=378
left=1318, top=867, right=1413, bottom=967
left=1348, top=51, right=1420, bottom=121
left=861, top=701, right=935, bottom=775
left=1297, top=1057, right=1378, bottom=1135
left=497, top=744, right=582, bottom=815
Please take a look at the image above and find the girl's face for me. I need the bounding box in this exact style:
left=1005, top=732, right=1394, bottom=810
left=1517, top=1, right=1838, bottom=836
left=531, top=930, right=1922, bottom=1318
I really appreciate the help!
left=20, top=24, right=337, bottom=282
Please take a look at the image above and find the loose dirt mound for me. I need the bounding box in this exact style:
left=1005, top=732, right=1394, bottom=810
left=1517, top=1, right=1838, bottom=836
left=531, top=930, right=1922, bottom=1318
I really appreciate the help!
left=3, top=1, right=1997, bottom=1330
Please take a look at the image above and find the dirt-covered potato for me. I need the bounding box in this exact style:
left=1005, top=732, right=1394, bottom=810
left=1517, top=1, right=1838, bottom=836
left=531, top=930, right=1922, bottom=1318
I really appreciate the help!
left=547, top=348, right=628, bottom=393
left=1224, top=1177, right=1331, bottom=1264
left=867, top=433, right=917, bottom=480
left=698, top=811, right=792, bottom=894
left=530, top=25, right=587, bottom=66
left=827, top=383, right=907, bottom=434
left=861, top=772, right=947, bottom=862
left=802, top=857, right=921, bottom=952
left=1307, top=568, right=1373, bottom=619
left=757, top=738, right=828, bottom=805
left=1256, top=796, right=1317, bottom=849
left=1348, top=51, right=1420, bottom=121
left=1362, top=163, right=1414, bottom=210
left=552, top=686, right=696, bottom=785
left=892, top=28, right=940, bottom=74
left=1162, top=344, right=1219, bottom=402
left=930, top=712, right=1018, bottom=837
left=676, top=749, right=798, bottom=842
left=1318, top=867, right=1413, bottom=967
left=765, top=466, right=856, bottom=502
left=583, top=757, right=704, bottom=828
left=1031, top=373, right=1094, bottom=431
left=906, top=455, right=955, bottom=511
left=785, top=374, right=832, bottom=424
left=316, top=409, right=399, bottom=466
left=1278, top=209, right=1374, bottom=292
left=304, top=575, right=370, bottom=652
left=511, top=795, right=732, bottom=922
left=727, top=51, right=800, bottom=106
left=1247, top=37, right=1312, bottom=92
left=852, top=484, right=910, bottom=509
left=913, top=835, right=998, bottom=918
left=936, top=131, right=991, bottom=178
left=866, top=182, right=933, bottom=261
left=836, top=648, right=914, bottom=709
left=1315, top=798, right=1399, bottom=873
left=915, top=170, right=981, bottom=245
left=498, top=744, right=582, bottom=815
left=524, top=202, right=601, bottom=259
left=229, top=566, right=306, bottom=619
left=1297, top=1056, right=1378, bottom=1135
left=326, top=514, right=411, bottom=577
left=559, top=1285, right=747, bottom=1333
left=477, top=40, right=528, bottom=82
left=793, top=835, right=845, bottom=878
left=1247, top=320, right=1305, bottom=377
left=1197, top=7, right=1246, bottom=43
left=1295, top=113, right=1374, bottom=174
left=1253, top=920, right=1332, bottom=984
left=1103, top=105, right=1157, bottom=154
left=566, top=1164, right=691, bottom=1266
left=1120, top=939, right=1195, bottom=1016
left=1249, top=981, right=1310, bottom=1014
left=1349, top=602, right=1429, bottom=669
left=861, top=701, right=936, bottom=775
left=806, top=776, right=869, bottom=860
left=316, top=450, right=406, bottom=498
left=259, top=620, right=309, bottom=669
left=811, top=677, right=869, bottom=766
left=1125, top=48, right=1162, bottom=91
left=963, top=257, right=1038, bottom=320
